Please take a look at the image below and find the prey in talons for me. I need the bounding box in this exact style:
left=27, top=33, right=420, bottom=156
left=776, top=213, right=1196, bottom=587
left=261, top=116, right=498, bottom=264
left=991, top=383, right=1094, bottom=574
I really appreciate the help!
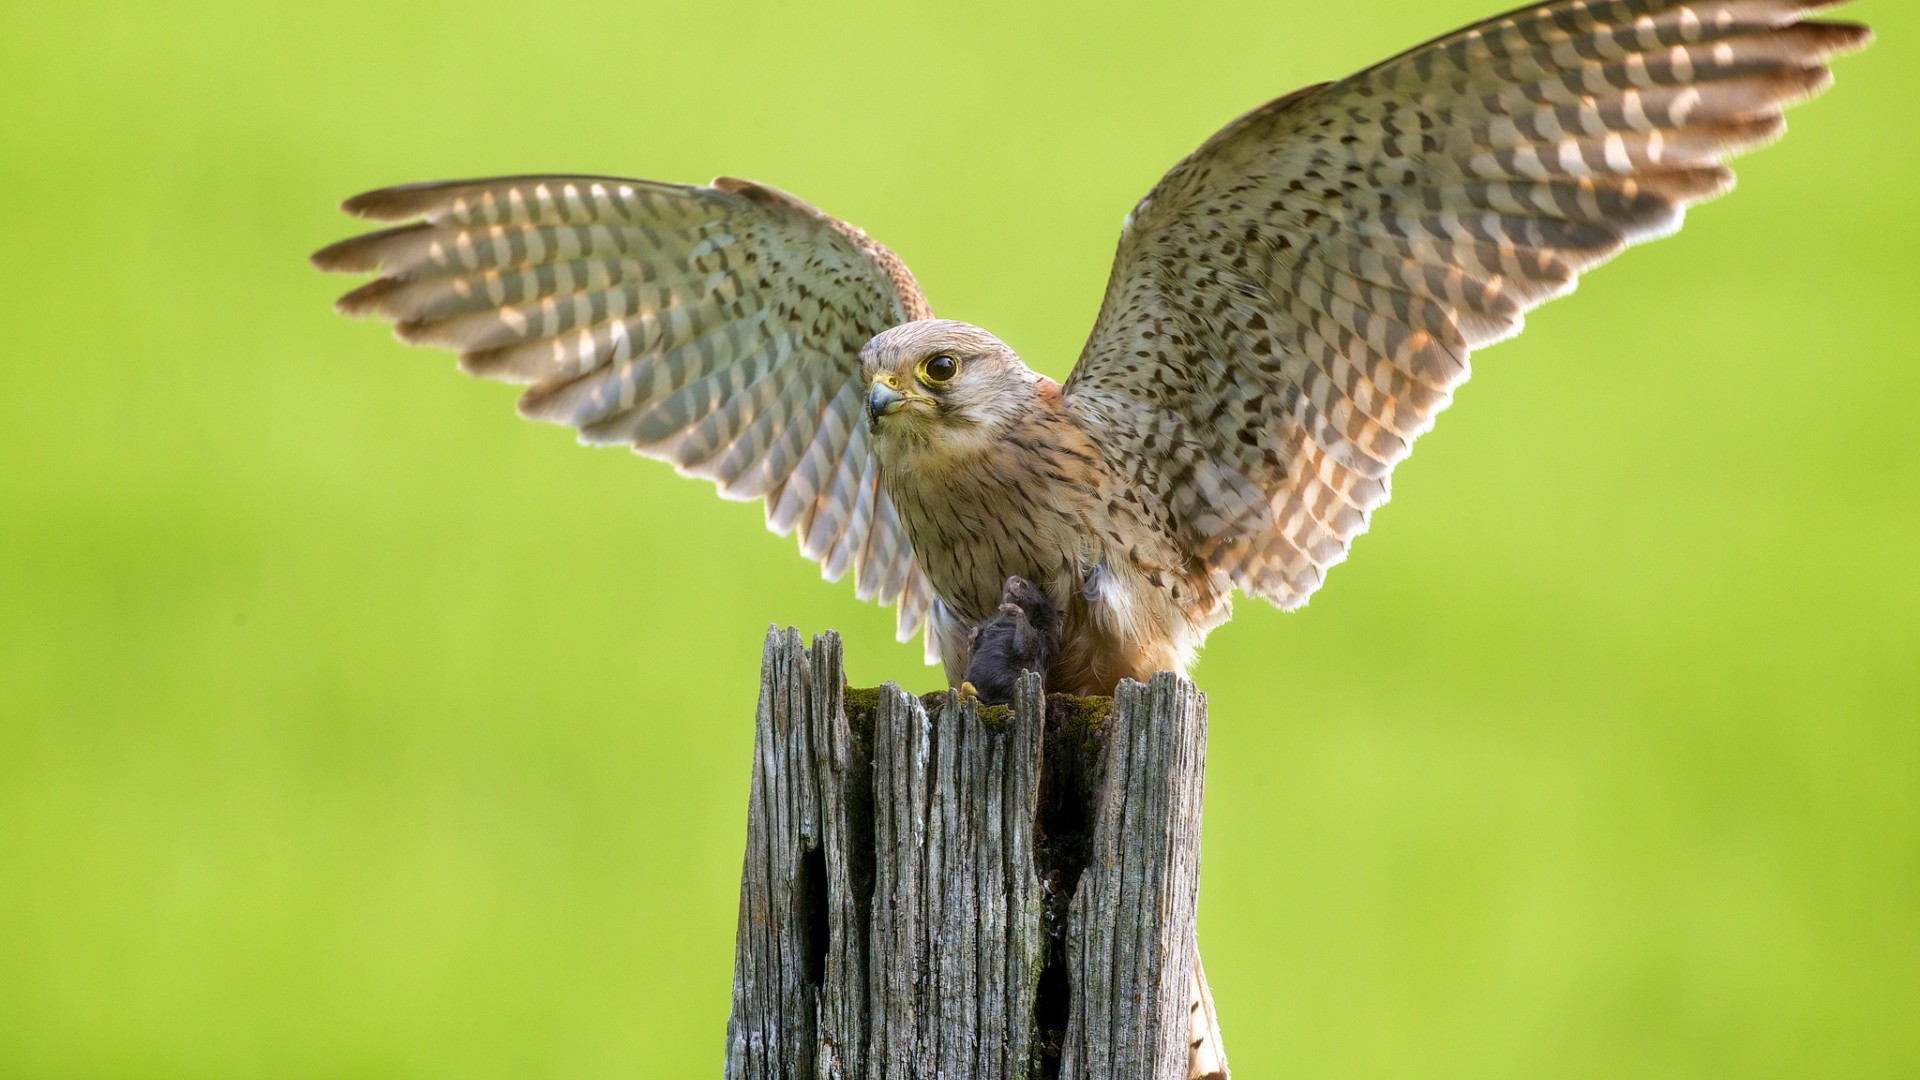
left=961, top=576, right=1063, bottom=707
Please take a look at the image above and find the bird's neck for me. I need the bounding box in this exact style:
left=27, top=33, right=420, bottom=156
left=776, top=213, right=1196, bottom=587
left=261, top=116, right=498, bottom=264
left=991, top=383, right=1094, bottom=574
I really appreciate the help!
left=879, top=402, right=1103, bottom=624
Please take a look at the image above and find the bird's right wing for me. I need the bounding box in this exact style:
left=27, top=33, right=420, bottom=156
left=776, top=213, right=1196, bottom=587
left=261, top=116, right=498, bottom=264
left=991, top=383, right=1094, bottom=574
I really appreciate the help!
left=314, top=175, right=938, bottom=649
left=1063, top=0, right=1868, bottom=612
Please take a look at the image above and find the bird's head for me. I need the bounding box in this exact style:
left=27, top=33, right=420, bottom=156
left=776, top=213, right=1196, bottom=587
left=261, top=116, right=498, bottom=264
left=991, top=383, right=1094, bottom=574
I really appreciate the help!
left=859, top=320, right=1037, bottom=457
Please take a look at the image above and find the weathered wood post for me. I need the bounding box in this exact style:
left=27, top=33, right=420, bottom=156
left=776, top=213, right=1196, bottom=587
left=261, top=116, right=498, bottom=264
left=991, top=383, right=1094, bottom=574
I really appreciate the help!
left=726, top=628, right=1225, bottom=1080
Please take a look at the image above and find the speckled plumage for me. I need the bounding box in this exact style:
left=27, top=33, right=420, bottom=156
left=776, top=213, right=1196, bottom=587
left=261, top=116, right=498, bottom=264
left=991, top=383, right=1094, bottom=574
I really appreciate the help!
left=315, top=0, right=1868, bottom=699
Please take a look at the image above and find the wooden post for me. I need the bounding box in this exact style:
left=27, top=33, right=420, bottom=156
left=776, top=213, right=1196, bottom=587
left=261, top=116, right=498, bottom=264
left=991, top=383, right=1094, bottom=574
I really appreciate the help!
left=725, top=628, right=1226, bottom=1080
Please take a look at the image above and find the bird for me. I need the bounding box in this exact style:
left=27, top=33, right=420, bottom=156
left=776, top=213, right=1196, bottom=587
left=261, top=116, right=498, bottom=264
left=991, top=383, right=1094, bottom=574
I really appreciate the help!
left=962, top=576, right=1064, bottom=707
left=314, top=0, right=1869, bottom=699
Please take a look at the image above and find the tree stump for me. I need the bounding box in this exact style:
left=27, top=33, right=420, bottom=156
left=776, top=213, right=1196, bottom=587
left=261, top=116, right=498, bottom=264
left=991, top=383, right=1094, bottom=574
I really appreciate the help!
left=725, top=628, right=1226, bottom=1080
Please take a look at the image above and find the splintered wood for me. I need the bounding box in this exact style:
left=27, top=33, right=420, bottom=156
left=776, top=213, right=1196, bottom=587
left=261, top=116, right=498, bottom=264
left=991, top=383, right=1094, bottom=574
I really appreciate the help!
left=726, top=628, right=1224, bottom=1080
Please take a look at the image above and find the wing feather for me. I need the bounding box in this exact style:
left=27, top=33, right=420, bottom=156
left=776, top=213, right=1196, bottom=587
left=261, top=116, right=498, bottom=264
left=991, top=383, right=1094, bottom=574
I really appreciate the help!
left=315, top=174, right=937, bottom=645
left=1065, top=0, right=1867, bottom=610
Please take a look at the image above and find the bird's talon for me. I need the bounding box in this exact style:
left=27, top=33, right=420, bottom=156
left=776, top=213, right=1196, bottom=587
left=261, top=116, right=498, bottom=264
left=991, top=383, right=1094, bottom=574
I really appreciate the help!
left=960, top=680, right=980, bottom=700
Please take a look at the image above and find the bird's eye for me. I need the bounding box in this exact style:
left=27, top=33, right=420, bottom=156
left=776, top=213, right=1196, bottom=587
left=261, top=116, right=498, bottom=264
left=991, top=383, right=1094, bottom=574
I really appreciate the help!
left=920, top=354, right=959, bottom=385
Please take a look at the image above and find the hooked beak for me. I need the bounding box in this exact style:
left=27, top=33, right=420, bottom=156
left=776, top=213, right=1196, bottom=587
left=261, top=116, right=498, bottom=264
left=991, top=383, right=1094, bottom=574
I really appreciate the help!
left=866, top=376, right=907, bottom=421
left=867, top=374, right=932, bottom=424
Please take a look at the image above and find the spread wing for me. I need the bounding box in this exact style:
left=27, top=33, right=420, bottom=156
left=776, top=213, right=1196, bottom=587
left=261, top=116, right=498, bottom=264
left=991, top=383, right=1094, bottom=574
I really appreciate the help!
left=313, top=175, right=938, bottom=648
left=1063, top=0, right=1868, bottom=610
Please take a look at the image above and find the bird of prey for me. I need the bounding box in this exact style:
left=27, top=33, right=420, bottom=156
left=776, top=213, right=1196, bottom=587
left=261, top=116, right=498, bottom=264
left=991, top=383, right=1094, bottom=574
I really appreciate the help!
left=315, top=0, right=1868, bottom=698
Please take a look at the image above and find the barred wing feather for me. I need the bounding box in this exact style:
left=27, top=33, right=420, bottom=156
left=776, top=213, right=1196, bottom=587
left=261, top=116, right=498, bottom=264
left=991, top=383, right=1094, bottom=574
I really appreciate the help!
left=1064, top=0, right=1868, bottom=610
left=313, top=174, right=937, bottom=649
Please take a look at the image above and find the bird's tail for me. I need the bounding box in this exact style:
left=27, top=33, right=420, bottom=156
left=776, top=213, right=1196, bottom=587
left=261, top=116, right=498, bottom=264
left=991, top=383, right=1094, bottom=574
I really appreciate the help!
left=1189, top=947, right=1229, bottom=1080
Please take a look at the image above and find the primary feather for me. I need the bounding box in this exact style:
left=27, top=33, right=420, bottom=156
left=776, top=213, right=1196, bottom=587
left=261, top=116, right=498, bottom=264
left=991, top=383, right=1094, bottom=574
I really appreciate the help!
left=315, top=0, right=1868, bottom=678
left=314, top=175, right=936, bottom=649
left=1065, top=0, right=1869, bottom=611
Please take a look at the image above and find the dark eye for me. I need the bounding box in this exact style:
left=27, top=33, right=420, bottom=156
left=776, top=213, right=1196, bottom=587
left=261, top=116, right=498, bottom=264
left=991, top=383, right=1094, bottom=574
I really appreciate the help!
left=921, top=354, right=959, bottom=384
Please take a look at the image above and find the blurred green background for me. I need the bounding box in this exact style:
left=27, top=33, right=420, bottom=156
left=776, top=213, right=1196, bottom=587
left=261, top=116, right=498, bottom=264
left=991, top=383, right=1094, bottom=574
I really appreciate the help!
left=3, top=0, right=1915, bottom=1075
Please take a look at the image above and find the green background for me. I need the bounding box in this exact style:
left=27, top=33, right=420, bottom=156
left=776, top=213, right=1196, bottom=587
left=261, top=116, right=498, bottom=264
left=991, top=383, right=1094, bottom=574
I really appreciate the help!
left=4, top=0, right=1914, bottom=1075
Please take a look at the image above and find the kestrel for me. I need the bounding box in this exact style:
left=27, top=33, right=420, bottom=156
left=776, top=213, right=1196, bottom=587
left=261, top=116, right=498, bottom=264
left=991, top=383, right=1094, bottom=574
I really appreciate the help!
left=315, top=0, right=1868, bottom=698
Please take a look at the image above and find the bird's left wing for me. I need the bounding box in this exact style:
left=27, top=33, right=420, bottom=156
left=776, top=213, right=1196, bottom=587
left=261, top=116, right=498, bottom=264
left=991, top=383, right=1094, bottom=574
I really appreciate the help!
left=314, top=174, right=937, bottom=648
left=1062, top=0, right=1868, bottom=611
